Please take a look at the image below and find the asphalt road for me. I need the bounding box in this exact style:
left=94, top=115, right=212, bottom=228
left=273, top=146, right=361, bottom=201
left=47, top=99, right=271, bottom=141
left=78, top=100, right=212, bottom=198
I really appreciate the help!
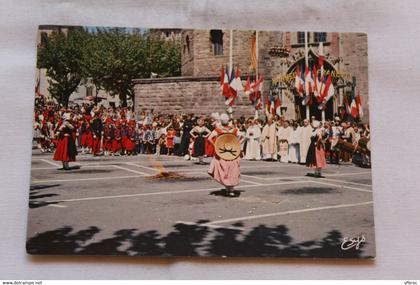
left=27, top=151, right=375, bottom=258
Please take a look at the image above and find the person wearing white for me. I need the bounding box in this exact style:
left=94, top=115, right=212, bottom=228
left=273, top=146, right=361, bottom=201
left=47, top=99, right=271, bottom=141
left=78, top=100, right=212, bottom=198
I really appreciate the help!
left=244, top=119, right=262, bottom=160
left=288, top=122, right=301, bottom=163
left=261, top=117, right=277, bottom=161
left=277, top=120, right=293, bottom=163
left=299, top=119, right=313, bottom=164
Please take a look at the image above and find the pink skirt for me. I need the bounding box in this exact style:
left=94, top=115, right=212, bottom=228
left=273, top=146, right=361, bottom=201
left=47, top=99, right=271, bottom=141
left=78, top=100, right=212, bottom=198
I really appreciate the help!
left=208, top=157, right=240, bottom=186
left=315, top=147, right=327, bottom=169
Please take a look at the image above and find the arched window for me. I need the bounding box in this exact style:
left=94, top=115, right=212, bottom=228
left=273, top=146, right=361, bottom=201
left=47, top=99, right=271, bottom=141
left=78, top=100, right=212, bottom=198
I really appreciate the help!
left=210, top=30, right=223, bottom=56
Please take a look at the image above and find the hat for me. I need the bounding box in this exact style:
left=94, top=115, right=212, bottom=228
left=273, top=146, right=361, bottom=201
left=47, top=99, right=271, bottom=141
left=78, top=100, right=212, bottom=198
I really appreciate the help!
left=62, top=113, right=71, bottom=121
left=214, top=133, right=241, bottom=161
left=220, top=113, right=229, bottom=125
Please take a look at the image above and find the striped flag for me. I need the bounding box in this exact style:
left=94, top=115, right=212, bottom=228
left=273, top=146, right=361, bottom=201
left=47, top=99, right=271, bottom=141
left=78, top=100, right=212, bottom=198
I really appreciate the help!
left=295, top=65, right=304, bottom=96
left=275, top=96, right=281, bottom=116
left=230, top=66, right=244, bottom=92
left=350, top=97, right=358, bottom=118
left=304, top=65, right=313, bottom=96
left=356, top=93, right=364, bottom=118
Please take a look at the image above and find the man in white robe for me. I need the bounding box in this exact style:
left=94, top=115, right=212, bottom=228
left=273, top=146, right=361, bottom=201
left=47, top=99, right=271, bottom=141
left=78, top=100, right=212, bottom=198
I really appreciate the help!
left=299, top=119, right=313, bottom=164
left=277, top=120, right=293, bottom=163
left=261, top=117, right=277, bottom=161
left=288, top=122, right=301, bottom=163
left=244, top=119, right=261, bottom=160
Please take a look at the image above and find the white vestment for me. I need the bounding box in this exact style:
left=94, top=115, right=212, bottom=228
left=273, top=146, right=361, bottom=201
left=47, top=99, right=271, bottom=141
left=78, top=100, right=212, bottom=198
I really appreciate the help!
left=245, top=125, right=261, bottom=160
left=288, top=127, right=301, bottom=163
left=278, top=126, right=293, bottom=162
left=299, top=125, right=313, bottom=163
left=261, top=123, right=277, bottom=159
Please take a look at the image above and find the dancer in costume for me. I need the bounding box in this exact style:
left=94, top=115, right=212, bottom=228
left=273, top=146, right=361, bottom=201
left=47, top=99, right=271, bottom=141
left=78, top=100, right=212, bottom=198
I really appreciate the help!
left=305, top=120, right=327, bottom=177
left=207, top=114, right=244, bottom=197
left=53, top=113, right=77, bottom=170
left=190, top=118, right=211, bottom=164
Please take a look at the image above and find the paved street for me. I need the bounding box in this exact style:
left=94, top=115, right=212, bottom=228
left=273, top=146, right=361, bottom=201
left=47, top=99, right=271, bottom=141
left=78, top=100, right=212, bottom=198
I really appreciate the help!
left=27, top=151, right=375, bottom=258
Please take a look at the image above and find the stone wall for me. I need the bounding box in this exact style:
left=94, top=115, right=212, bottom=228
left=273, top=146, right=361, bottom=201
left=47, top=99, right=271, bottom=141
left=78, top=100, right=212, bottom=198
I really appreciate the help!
left=339, top=33, right=369, bottom=120
left=133, top=76, right=256, bottom=117
left=138, top=30, right=369, bottom=122
left=181, top=29, right=255, bottom=77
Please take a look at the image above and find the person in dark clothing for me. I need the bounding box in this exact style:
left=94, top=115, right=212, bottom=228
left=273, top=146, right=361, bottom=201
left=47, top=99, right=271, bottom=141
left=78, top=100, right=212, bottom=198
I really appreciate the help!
left=91, top=113, right=103, bottom=156
left=178, top=115, right=194, bottom=156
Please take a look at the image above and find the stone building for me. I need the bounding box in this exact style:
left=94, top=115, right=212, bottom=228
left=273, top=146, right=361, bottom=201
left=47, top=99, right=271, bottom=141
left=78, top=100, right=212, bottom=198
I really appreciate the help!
left=134, top=30, right=369, bottom=122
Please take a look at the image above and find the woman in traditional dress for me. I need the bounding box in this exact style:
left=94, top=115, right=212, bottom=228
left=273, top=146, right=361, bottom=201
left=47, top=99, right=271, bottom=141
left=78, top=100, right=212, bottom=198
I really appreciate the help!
left=207, top=113, right=244, bottom=197
left=166, top=126, right=176, bottom=156
left=111, top=122, right=122, bottom=156
left=80, top=118, right=93, bottom=154
left=178, top=115, right=194, bottom=156
left=190, top=118, right=211, bottom=164
left=53, top=113, right=77, bottom=170
left=305, top=120, right=327, bottom=177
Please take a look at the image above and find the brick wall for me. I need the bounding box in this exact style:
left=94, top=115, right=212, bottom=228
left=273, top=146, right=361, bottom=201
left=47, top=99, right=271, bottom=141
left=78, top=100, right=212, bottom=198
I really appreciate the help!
left=338, top=33, right=369, bottom=120
left=142, top=30, right=369, bottom=122
left=134, top=76, right=256, bottom=117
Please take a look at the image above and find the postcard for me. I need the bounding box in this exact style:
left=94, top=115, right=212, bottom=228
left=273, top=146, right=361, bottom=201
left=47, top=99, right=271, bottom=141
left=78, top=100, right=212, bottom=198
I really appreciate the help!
left=27, top=26, right=374, bottom=258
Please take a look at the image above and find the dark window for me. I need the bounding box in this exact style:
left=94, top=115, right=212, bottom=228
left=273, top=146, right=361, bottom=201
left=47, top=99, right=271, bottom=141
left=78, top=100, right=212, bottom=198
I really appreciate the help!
left=86, top=86, right=93, bottom=98
left=185, top=35, right=190, bottom=54
left=314, top=32, right=327, bottom=43
left=297, top=31, right=306, bottom=44
left=40, top=32, right=48, bottom=46
left=210, top=30, right=223, bottom=56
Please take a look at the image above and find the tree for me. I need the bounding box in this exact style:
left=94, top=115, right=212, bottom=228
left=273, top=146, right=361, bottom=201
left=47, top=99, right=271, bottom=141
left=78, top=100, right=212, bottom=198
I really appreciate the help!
left=37, top=28, right=88, bottom=107
left=83, top=28, right=181, bottom=107
left=38, top=27, right=182, bottom=108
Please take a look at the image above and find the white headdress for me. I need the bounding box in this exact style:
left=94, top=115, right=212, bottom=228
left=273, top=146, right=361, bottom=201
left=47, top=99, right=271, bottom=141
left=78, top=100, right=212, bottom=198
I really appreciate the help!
left=312, top=120, right=320, bottom=128
left=220, top=113, right=229, bottom=125
left=62, top=113, right=71, bottom=121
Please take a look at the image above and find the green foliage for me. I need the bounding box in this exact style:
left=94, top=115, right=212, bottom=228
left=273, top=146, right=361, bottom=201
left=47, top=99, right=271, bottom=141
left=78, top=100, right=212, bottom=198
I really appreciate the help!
left=37, top=28, right=87, bottom=107
left=38, top=26, right=182, bottom=107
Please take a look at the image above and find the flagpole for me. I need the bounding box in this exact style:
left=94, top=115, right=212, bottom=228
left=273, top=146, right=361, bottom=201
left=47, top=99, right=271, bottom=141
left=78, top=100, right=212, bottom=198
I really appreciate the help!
left=319, top=41, right=325, bottom=124
left=304, top=31, right=310, bottom=120
left=255, top=30, right=259, bottom=119
left=229, top=29, right=233, bottom=119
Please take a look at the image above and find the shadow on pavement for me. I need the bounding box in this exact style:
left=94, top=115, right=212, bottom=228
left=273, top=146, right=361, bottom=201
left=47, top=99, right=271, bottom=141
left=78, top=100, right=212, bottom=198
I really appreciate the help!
left=29, top=184, right=61, bottom=208
left=26, top=222, right=370, bottom=258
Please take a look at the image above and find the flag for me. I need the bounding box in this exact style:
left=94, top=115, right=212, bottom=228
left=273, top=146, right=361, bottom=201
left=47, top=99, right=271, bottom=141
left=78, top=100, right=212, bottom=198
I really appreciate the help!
left=313, top=65, right=320, bottom=98
left=350, top=97, right=358, bottom=118
left=275, top=96, right=281, bottom=116
left=244, top=77, right=251, bottom=95
left=356, top=93, right=364, bottom=118
left=294, top=65, right=304, bottom=96
left=250, top=34, right=257, bottom=71
left=304, top=65, right=313, bottom=96
left=323, top=74, right=335, bottom=102
left=230, top=67, right=244, bottom=92
left=344, top=95, right=351, bottom=114
left=318, top=74, right=334, bottom=108
left=222, top=64, right=231, bottom=97
left=252, top=75, right=264, bottom=90
left=219, top=65, right=224, bottom=88
left=318, top=55, right=324, bottom=69
left=255, top=91, right=262, bottom=110
left=265, top=96, right=271, bottom=117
